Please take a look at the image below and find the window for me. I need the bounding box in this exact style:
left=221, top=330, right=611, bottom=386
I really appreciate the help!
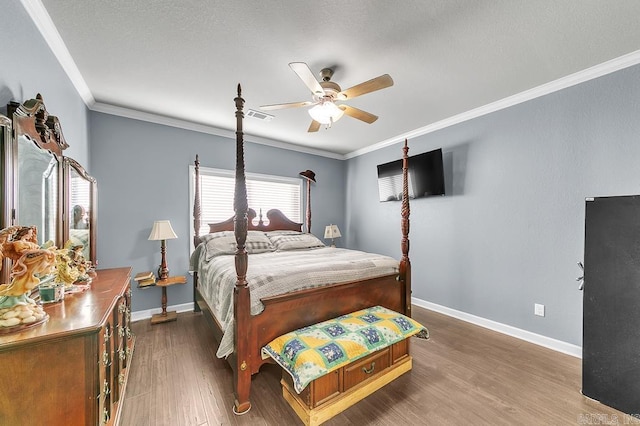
left=70, top=175, right=91, bottom=228
left=189, top=166, right=302, bottom=240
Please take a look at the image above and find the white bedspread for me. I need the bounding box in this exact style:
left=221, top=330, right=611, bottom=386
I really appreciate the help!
left=192, top=246, right=399, bottom=358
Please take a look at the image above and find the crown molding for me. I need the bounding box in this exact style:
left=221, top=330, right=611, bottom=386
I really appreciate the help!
left=22, top=0, right=341, bottom=159
left=22, top=0, right=640, bottom=161
left=21, top=0, right=95, bottom=106
left=345, top=49, right=640, bottom=159
left=91, top=102, right=345, bottom=160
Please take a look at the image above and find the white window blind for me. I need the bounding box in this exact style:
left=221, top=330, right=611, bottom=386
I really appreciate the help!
left=190, top=167, right=302, bottom=239
left=70, top=177, right=91, bottom=211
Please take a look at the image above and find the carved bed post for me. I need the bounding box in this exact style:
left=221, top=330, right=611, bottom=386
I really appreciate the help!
left=193, top=155, right=201, bottom=312
left=305, top=179, right=311, bottom=233
left=299, top=170, right=316, bottom=233
left=193, top=155, right=201, bottom=247
left=232, top=84, right=252, bottom=415
left=400, top=139, right=412, bottom=317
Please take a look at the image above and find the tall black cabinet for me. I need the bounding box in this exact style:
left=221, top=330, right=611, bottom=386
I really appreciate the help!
left=583, top=195, right=640, bottom=414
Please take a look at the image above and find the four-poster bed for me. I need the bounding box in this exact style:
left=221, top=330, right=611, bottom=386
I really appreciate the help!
left=191, top=84, right=412, bottom=414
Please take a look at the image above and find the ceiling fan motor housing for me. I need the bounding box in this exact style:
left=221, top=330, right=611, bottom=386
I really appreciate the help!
left=316, top=80, right=342, bottom=101
left=319, top=67, right=334, bottom=81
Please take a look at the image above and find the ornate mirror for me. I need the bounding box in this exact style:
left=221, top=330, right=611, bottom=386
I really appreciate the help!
left=8, top=94, right=67, bottom=249
left=63, top=157, right=97, bottom=264
left=0, top=113, right=13, bottom=284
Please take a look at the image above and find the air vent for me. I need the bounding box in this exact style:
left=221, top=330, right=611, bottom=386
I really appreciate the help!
left=247, top=109, right=274, bottom=122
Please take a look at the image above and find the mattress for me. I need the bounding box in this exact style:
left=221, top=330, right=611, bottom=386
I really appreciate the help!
left=191, top=244, right=399, bottom=358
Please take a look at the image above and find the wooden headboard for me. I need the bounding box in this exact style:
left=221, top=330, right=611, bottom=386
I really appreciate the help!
left=207, top=208, right=302, bottom=233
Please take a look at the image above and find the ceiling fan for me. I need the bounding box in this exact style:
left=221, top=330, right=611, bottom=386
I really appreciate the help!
left=260, top=62, right=394, bottom=132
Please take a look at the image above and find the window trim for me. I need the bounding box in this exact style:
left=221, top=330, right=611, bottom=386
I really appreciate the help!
left=188, top=165, right=303, bottom=251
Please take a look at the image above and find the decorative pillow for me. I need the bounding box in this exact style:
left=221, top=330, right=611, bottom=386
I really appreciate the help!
left=203, top=230, right=274, bottom=260
left=266, top=232, right=325, bottom=251
left=262, top=305, right=428, bottom=393
left=265, top=230, right=302, bottom=236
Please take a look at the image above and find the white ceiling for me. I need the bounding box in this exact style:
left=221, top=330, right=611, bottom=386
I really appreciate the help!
left=30, top=0, right=640, bottom=158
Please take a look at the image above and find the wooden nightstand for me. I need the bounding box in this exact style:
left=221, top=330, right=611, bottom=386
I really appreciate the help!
left=151, top=275, right=187, bottom=324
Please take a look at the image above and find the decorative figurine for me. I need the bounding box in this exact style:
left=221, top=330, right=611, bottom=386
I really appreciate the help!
left=0, top=226, right=55, bottom=332
left=52, top=245, right=80, bottom=286
left=68, top=242, right=95, bottom=283
left=51, top=240, right=95, bottom=288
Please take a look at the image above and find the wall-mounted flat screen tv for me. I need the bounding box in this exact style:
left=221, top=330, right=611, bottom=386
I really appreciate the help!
left=377, top=148, right=445, bottom=202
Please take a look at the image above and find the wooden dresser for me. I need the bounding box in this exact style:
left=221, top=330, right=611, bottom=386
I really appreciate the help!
left=0, top=267, right=135, bottom=426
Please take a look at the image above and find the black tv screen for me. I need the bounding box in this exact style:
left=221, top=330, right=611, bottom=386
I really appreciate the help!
left=377, top=148, right=445, bottom=202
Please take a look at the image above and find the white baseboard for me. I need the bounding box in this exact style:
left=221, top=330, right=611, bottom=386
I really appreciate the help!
left=131, top=302, right=194, bottom=323
left=132, top=298, right=582, bottom=358
left=412, top=297, right=582, bottom=359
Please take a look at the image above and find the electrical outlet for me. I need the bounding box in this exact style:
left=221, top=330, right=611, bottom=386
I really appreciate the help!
left=534, top=303, right=545, bottom=317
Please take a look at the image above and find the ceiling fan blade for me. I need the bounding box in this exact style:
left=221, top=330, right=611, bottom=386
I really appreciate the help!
left=339, top=105, right=378, bottom=124
left=308, top=120, right=321, bottom=132
left=260, top=100, right=314, bottom=111
left=289, top=62, right=325, bottom=96
left=338, top=74, right=394, bottom=100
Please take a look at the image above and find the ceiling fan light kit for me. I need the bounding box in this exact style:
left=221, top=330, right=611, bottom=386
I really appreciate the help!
left=260, top=62, right=393, bottom=132
left=308, top=101, right=344, bottom=125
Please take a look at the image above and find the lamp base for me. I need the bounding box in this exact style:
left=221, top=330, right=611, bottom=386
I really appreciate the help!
left=157, top=265, right=169, bottom=281
left=151, top=311, right=177, bottom=324
left=158, top=239, right=169, bottom=280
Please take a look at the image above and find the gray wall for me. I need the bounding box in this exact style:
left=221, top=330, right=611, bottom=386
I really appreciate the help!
left=346, top=63, right=640, bottom=347
left=7, top=0, right=640, bottom=347
left=0, top=1, right=89, bottom=165
left=89, top=112, right=346, bottom=312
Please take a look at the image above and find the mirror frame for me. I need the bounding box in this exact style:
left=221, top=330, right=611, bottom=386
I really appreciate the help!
left=8, top=94, right=67, bottom=248
left=0, top=113, right=13, bottom=284
left=63, top=157, right=97, bottom=265
left=3, top=94, right=98, bottom=282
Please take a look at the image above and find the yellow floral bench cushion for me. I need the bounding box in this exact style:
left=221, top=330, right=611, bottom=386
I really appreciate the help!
left=261, top=305, right=428, bottom=393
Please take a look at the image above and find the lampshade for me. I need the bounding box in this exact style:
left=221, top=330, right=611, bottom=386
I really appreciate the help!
left=308, top=101, right=344, bottom=125
left=324, top=224, right=342, bottom=239
left=148, top=220, right=178, bottom=241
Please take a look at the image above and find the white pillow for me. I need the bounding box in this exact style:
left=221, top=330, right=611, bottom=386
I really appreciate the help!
left=203, top=230, right=275, bottom=260
left=267, top=232, right=325, bottom=251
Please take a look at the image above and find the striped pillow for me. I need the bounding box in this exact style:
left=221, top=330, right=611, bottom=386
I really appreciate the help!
left=266, top=232, right=325, bottom=251
left=203, top=230, right=275, bottom=260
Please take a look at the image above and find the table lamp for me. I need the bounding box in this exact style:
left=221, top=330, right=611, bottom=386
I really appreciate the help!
left=148, top=220, right=178, bottom=280
left=324, top=224, right=341, bottom=247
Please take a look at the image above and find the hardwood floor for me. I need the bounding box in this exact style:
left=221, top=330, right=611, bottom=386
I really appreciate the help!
left=120, top=306, right=623, bottom=425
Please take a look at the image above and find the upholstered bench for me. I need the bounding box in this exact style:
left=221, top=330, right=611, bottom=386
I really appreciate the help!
left=262, top=306, right=428, bottom=426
